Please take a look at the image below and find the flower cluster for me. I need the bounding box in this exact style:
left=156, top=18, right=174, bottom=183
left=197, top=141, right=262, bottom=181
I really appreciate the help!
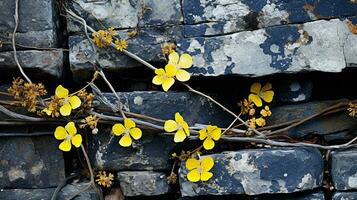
left=348, top=102, right=357, bottom=117
left=152, top=51, right=193, bottom=91
left=92, top=27, right=117, bottom=48
left=80, top=115, right=99, bottom=134
left=8, top=78, right=47, bottom=112
left=96, top=171, right=114, bottom=188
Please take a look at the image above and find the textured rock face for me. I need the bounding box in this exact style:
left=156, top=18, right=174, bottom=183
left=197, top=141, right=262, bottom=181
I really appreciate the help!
left=0, top=188, right=55, bottom=200
left=67, top=0, right=182, bottom=32
left=179, top=148, right=323, bottom=196
left=274, top=79, right=313, bottom=103
left=268, top=100, right=357, bottom=139
left=117, top=171, right=170, bottom=196
left=0, top=50, right=63, bottom=78
left=57, top=183, right=100, bottom=200
left=0, top=136, right=65, bottom=188
left=331, top=150, right=357, bottom=190
left=333, top=192, right=357, bottom=200
left=0, top=0, right=58, bottom=50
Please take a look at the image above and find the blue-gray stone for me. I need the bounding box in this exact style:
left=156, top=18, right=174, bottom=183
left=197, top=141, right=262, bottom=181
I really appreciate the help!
left=331, top=149, right=357, bottom=190
left=179, top=148, right=323, bottom=196
left=67, top=0, right=182, bottom=33
left=177, top=19, right=355, bottom=77
left=182, top=0, right=357, bottom=28
left=0, top=0, right=58, bottom=51
left=69, top=26, right=182, bottom=81
left=275, top=79, right=313, bottom=103
left=0, top=50, right=64, bottom=79
left=117, top=171, right=170, bottom=196
left=0, top=188, right=55, bottom=200
left=57, top=183, right=100, bottom=200
left=268, top=100, right=357, bottom=139
left=0, top=136, right=65, bottom=188
left=333, top=192, right=357, bottom=200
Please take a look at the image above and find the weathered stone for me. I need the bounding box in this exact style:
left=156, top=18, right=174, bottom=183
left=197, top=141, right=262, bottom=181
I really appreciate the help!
left=67, top=0, right=182, bottom=33
left=333, top=192, right=357, bottom=200
left=331, top=149, right=357, bottom=190
left=268, top=100, right=357, bottom=139
left=0, top=0, right=58, bottom=50
left=69, top=26, right=182, bottom=81
left=177, top=19, right=355, bottom=76
left=117, top=171, right=170, bottom=196
left=57, top=182, right=100, bottom=200
left=182, top=0, right=357, bottom=29
left=0, top=136, right=65, bottom=188
left=345, top=18, right=357, bottom=67
left=0, top=50, right=63, bottom=79
left=0, top=188, right=55, bottom=200
left=275, top=79, right=313, bottom=103
left=179, top=148, right=323, bottom=196
left=183, top=21, right=247, bottom=37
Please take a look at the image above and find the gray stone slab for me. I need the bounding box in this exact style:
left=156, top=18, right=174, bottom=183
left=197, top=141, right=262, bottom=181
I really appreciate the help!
left=333, top=192, right=357, bottom=200
left=331, top=149, right=357, bottom=190
left=0, top=50, right=63, bottom=79
left=0, top=188, right=55, bottom=200
left=117, top=171, right=170, bottom=196
left=0, top=136, right=65, bottom=188
left=57, top=183, right=100, bottom=200
left=179, top=148, right=323, bottom=196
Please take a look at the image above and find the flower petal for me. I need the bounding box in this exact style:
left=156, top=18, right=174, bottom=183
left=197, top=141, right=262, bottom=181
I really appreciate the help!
left=155, top=68, right=165, bottom=75
left=59, top=139, right=72, bottom=152
left=200, top=171, right=213, bottom=181
left=186, top=158, right=200, bottom=170
left=162, top=77, right=175, bottom=92
left=54, top=126, right=67, bottom=140
left=261, top=83, right=272, bottom=92
left=175, top=112, right=184, bottom=123
left=165, top=63, right=177, bottom=77
left=71, top=134, right=82, bottom=148
left=119, top=134, right=132, bottom=147
left=211, top=128, right=221, bottom=141
left=60, top=103, right=72, bottom=116
left=112, top=123, right=125, bottom=136
left=152, top=75, right=163, bottom=85
left=130, top=127, right=142, bottom=140
left=68, top=96, right=81, bottom=109
left=124, top=118, right=136, bottom=129
left=187, top=169, right=200, bottom=182
left=182, top=121, right=190, bottom=136
left=199, top=128, right=208, bottom=140
left=55, top=85, right=69, bottom=98
left=203, top=138, right=215, bottom=150
left=176, top=69, right=191, bottom=82
left=168, top=51, right=179, bottom=65
left=261, top=91, right=274, bottom=103
left=250, top=82, right=261, bottom=94
left=65, top=122, right=77, bottom=136
left=207, top=125, right=217, bottom=133
left=164, top=120, right=178, bottom=132
left=201, top=156, right=214, bottom=171
left=178, top=54, right=193, bottom=69
left=248, top=94, right=263, bottom=107
left=174, top=129, right=187, bottom=142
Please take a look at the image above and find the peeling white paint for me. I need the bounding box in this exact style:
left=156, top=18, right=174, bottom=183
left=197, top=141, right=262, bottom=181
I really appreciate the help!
left=30, top=161, right=44, bottom=176
left=133, top=96, right=144, bottom=106
left=290, top=82, right=301, bottom=91
left=8, top=167, right=26, bottom=182
left=292, top=94, right=306, bottom=102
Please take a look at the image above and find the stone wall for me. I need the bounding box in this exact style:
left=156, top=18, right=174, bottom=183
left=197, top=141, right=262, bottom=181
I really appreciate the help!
left=1, top=0, right=357, bottom=199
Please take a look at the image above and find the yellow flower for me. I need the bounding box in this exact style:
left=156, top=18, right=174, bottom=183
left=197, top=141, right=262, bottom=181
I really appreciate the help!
left=239, top=98, right=255, bottom=115
left=54, top=122, right=82, bottom=152
left=256, top=117, right=266, bottom=127
left=112, top=118, right=142, bottom=147
left=92, top=30, right=113, bottom=48
left=152, top=64, right=177, bottom=92
left=348, top=103, right=357, bottom=117
left=249, top=108, right=255, bottom=116
left=96, top=171, right=114, bottom=188
left=186, top=156, right=214, bottom=182
left=260, top=105, right=272, bottom=117
left=168, top=51, right=193, bottom=82
left=115, top=38, right=128, bottom=51
left=199, top=125, right=221, bottom=150
left=164, top=112, right=190, bottom=142
left=248, top=83, right=274, bottom=107
left=248, top=118, right=256, bottom=129
left=55, top=85, right=82, bottom=116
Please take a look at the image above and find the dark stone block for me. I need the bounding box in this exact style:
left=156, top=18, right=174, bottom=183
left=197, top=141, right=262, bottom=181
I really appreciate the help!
left=117, top=171, right=170, bottom=196
left=0, top=135, right=65, bottom=188
left=331, top=149, right=357, bottom=190
left=179, top=148, right=323, bottom=196
left=0, top=188, right=55, bottom=200
left=333, top=192, right=357, bottom=200
left=275, top=79, right=313, bottom=103
left=57, top=183, right=100, bottom=200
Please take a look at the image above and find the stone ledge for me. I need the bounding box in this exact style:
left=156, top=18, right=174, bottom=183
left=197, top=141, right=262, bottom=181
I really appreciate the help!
left=331, top=149, right=357, bottom=190
left=332, top=191, right=357, bottom=200
left=179, top=148, right=323, bottom=196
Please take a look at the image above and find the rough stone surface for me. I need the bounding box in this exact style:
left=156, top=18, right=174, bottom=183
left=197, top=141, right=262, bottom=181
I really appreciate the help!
left=182, top=0, right=357, bottom=28
left=57, top=183, right=100, bottom=200
left=0, top=188, right=55, bottom=200
left=177, top=19, right=355, bottom=76
left=268, top=100, right=357, bottom=139
left=333, top=192, right=357, bottom=200
left=345, top=18, right=357, bottom=67
left=331, top=149, right=357, bottom=190
left=0, top=50, right=63, bottom=78
left=0, top=0, right=58, bottom=50
left=67, top=0, right=182, bottom=32
left=0, top=136, right=65, bottom=188
left=275, top=79, right=313, bottom=103
left=117, top=171, right=170, bottom=196
left=179, top=148, right=323, bottom=196
left=69, top=26, right=182, bottom=81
